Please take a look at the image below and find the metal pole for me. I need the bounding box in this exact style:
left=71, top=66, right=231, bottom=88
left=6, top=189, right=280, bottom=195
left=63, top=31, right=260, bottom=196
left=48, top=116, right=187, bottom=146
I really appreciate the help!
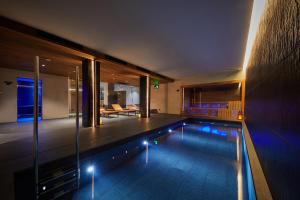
left=33, top=56, right=39, bottom=200
left=75, top=66, right=80, bottom=188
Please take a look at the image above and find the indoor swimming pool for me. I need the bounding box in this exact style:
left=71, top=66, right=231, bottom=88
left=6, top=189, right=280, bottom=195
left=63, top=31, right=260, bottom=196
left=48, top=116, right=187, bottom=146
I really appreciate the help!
left=72, top=121, right=251, bottom=200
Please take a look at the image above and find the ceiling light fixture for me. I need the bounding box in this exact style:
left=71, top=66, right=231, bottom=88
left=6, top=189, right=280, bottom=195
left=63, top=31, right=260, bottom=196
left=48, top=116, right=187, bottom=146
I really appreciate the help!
left=242, top=0, right=267, bottom=74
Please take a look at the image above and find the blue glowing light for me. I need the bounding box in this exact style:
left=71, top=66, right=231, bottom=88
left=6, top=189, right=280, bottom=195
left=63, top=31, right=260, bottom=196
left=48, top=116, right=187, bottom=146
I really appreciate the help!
left=17, top=77, right=43, bottom=121
left=212, top=129, right=219, bottom=134
left=201, top=126, right=211, bottom=133
left=87, top=166, right=94, bottom=173
left=231, top=130, right=238, bottom=137
left=183, top=122, right=186, bottom=126
left=200, top=126, right=227, bottom=137
left=143, top=140, right=148, bottom=145
left=220, top=132, right=227, bottom=136
left=168, top=129, right=172, bottom=133
left=17, top=77, right=34, bottom=83
left=17, top=117, right=42, bottom=122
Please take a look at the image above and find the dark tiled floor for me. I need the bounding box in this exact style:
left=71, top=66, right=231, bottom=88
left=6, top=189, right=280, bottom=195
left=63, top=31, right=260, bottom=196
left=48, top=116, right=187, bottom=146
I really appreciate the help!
left=0, top=114, right=185, bottom=200
left=73, top=123, right=238, bottom=200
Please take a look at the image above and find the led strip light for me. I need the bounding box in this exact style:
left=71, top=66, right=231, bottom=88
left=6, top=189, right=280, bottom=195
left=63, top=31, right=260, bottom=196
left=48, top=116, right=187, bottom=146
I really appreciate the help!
left=242, top=0, right=267, bottom=74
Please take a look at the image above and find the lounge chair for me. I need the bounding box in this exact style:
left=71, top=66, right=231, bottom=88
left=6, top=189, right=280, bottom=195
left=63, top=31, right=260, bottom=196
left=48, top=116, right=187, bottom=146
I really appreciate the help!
left=127, top=104, right=139, bottom=112
left=111, top=104, right=136, bottom=116
left=100, top=108, right=119, bottom=118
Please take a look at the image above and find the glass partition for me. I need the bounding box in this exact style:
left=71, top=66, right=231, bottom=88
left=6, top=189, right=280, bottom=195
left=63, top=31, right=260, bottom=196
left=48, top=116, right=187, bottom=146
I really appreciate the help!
left=0, top=39, right=35, bottom=199
left=99, top=80, right=140, bottom=123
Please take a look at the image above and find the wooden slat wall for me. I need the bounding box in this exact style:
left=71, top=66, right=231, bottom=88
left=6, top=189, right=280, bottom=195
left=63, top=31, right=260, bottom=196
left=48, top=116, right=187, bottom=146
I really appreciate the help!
left=184, top=101, right=241, bottom=121
left=218, top=101, right=241, bottom=120
left=182, top=82, right=242, bottom=121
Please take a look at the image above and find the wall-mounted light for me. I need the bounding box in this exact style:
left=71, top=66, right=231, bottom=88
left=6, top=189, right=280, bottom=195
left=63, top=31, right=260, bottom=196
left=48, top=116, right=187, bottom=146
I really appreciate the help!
left=69, top=88, right=83, bottom=92
left=238, top=111, right=243, bottom=120
left=4, top=81, right=13, bottom=85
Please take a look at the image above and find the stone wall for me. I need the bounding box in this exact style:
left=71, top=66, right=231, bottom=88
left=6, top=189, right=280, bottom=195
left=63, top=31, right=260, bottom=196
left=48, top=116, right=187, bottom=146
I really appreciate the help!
left=245, top=0, right=300, bottom=199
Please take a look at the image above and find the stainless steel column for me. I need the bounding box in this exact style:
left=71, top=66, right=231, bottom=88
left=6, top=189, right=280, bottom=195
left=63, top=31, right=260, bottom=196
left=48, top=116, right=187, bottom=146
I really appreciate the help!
left=33, top=56, right=39, bottom=200
left=75, top=66, right=80, bottom=188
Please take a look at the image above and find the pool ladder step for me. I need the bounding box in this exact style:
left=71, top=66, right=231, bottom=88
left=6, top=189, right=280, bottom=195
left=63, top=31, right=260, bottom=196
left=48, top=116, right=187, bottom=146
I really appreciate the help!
left=38, top=167, right=78, bottom=200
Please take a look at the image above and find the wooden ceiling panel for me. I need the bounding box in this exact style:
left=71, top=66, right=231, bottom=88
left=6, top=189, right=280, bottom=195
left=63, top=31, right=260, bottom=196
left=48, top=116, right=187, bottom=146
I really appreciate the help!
left=0, top=27, right=140, bottom=86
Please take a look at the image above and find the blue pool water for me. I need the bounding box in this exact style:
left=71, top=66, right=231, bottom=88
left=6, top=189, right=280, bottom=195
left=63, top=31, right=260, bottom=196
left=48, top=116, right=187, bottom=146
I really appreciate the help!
left=73, top=122, right=244, bottom=200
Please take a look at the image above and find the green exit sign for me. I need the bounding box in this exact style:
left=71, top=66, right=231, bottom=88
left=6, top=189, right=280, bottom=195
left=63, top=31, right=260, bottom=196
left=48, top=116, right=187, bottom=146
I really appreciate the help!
left=152, top=79, right=160, bottom=89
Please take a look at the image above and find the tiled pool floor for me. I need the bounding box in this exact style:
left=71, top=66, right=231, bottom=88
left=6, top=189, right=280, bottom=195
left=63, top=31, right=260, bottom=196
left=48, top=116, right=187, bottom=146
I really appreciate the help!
left=73, top=124, right=238, bottom=200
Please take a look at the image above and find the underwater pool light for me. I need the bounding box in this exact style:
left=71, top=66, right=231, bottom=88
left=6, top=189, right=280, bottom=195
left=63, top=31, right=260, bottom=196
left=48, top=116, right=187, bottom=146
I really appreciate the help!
left=212, top=129, right=219, bottom=134
left=168, top=129, right=172, bottom=133
left=201, top=126, right=211, bottom=133
left=87, top=165, right=94, bottom=173
left=143, top=140, right=148, bottom=145
left=183, top=122, right=186, bottom=126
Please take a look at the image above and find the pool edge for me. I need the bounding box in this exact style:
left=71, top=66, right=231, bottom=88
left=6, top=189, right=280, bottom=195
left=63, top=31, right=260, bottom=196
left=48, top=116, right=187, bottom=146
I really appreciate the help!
left=242, top=121, right=273, bottom=200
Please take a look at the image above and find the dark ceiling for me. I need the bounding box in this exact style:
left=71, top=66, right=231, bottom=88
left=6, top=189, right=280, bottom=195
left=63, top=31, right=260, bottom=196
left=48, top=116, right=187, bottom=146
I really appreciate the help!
left=0, top=0, right=253, bottom=79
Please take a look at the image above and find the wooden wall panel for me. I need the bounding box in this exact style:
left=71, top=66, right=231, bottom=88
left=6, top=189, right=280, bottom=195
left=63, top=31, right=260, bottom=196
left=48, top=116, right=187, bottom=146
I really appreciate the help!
left=183, top=84, right=242, bottom=121
left=245, top=0, right=300, bottom=199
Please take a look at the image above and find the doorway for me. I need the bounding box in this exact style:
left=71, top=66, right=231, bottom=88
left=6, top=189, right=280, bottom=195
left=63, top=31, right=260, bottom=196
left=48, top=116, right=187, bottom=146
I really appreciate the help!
left=17, top=77, right=42, bottom=122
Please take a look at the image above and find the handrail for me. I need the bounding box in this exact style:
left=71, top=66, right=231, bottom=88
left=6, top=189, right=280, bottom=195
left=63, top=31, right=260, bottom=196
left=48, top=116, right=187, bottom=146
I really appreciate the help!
left=242, top=121, right=273, bottom=200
